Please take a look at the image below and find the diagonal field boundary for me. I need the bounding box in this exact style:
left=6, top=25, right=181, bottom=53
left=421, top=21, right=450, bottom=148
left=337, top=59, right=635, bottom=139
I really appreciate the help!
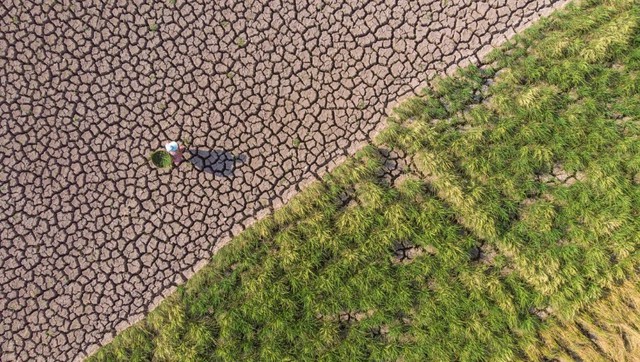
left=0, top=0, right=571, bottom=360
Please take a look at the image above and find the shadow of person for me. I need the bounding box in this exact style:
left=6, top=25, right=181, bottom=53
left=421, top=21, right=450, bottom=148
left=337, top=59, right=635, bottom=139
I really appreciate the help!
left=187, top=149, right=247, bottom=177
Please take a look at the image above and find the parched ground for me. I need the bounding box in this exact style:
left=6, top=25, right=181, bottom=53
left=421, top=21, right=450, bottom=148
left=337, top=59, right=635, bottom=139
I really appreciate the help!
left=0, top=0, right=568, bottom=360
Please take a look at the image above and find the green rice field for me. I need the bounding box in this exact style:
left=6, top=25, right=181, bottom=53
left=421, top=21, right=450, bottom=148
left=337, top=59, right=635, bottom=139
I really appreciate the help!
left=91, top=0, right=640, bottom=360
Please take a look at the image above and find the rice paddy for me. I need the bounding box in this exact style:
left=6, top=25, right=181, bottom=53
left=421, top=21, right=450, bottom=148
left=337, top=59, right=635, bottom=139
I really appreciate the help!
left=91, top=0, right=640, bottom=360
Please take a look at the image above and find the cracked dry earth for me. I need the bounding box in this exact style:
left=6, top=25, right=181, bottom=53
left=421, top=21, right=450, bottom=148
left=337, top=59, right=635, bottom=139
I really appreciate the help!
left=1, top=0, right=569, bottom=360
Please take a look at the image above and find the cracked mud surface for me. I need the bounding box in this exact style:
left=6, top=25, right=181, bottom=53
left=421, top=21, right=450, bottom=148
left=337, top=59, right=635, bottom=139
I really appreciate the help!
left=1, top=0, right=569, bottom=360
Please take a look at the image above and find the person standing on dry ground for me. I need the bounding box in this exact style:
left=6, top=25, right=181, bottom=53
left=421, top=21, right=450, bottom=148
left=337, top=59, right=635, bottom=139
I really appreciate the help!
left=165, top=141, right=185, bottom=166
